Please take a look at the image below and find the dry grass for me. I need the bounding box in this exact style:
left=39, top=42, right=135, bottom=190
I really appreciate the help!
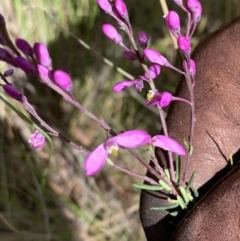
left=0, top=0, right=240, bottom=240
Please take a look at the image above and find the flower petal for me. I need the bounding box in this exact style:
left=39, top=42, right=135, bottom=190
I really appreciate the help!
left=84, top=144, right=108, bottom=175
left=151, top=135, right=186, bottom=155
left=112, top=80, right=137, bottom=92
left=113, top=130, right=151, bottom=148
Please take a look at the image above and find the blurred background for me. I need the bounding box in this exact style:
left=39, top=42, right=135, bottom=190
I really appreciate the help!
left=0, top=0, right=239, bottom=240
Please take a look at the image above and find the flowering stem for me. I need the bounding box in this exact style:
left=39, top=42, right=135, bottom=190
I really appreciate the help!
left=0, top=72, right=11, bottom=85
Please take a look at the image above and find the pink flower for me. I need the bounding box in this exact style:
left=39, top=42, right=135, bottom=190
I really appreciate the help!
left=112, top=79, right=138, bottom=92
left=183, top=59, right=196, bottom=76
left=28, top=130, right=45, bottom=149
left=13, top=56, right=36, bottom=75
left=177, top=36, right=191, bottom=55
left=147, top=91, right=172, bottom=107
left=102, top=24, right=122, bottom=44
left=144, top=48, right=169, bottom=66
left=33, top=42, right=52, bottom=67
left=115, top=0, right=129, bottom=20
left=151, top=135, right=186, bottom=155
left=141, top=64, right=161, bottom=80
left=2, top=84, right=24, bottom=102
left=52, top=70, right=73, bottom=92
left=138, top=31, right=149, bottom=49
left=187, top=0, right=199, bottom=13
left=0, top=47, right=14, bottom=63
left=97, top=0, right=112, bottom=14
left=84, top=130, right=151, bottom=175
left=16, top=38, right=33, bottom=56
left=166, top=11, right=181, bottom=36
left=193, top=1, right=202, bottom=23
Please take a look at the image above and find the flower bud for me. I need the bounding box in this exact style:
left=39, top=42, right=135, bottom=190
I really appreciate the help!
left=0, top=47, right=13, bottom=63
left=13, top=56, right=36, bottom=75
left=137, top=31, right=149, bottom=49
left=187, top=0, right=199, bottom=13
left=112, top=80, right=138, bottom=92
left=178, top=36, right=191, bottom=55
left=142, top=64, right=161, bottom=80
left=3, top=68, right=14, bottom=77
left=123, top=50, right=137, bottom=61
left=193, top=1, right=202, bottom=23
left=28, top=130, right=45, bottom=149
left=52, top=70, right=73, bottom=92
left=115, top=0, right=129, bottom=20
left=102, top=24, right=122, bottom=44
left=2, top=84, right=24, bottom=102
left=16, top=38, right=33, bottom=56
left=97, top=0, right=112, bottom=14
left=144, top=48, right=169, bottom=66
left=166, top=11, right=181, bottom=36
left=183, top=59, right=196, bottom=76
left=36, top=64, right=51, bottom=83
left=33, top=42, right=52, bottom=67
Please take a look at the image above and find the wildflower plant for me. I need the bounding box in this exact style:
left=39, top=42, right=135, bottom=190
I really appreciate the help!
left=0, top=0, right=202, bottom=228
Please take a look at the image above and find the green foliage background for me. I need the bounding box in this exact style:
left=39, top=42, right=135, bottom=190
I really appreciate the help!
left=0, top=0, right=240, bottom=240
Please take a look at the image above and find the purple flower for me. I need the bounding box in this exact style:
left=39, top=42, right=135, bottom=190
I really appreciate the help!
left=84, top=130, right=151, bottom=175
left=177, top=36, right=191, bottom=55
left=138, top=31, right=149, bottom=49
left=144, top=48, right=169, bottom=66
left=102, top=24, right=122, bottom=44
left=33, top=42, right=52, bottom=67
left=15, top=38, right=33, bottom=56
left=112, top=79, right=138, bottom=92
left=0, top=47, right=14, bottom=63
left=97, top=0, right=112, bottom=14
left=141, top=64, right=161, bottom=80
left=123, top=50, right=137, bottom=61
left=147, top=91, right=172, bottom=107
left=3, top=68, right=14, bottom=77
left=36, top=64, right=51, bottom=83
left=115, top=0, right=129, bottom=20
left=193, top=1, right=202, bottom=23
left=151, top=135, right=186, bottom=155
left=166, top=11, right=181, bottom=37
left=2, top=84, right=24, bottom=102
left=13, top=56, right=36, bottom=75
left=173, top=0, right=183, bottom=6
left=28, top=130, right=45, bottom=149
left=52, top=70, right=73, bottom=92
left=187, top=0, right=199, bottom=13
left=183, top=59, right=196, bottom=76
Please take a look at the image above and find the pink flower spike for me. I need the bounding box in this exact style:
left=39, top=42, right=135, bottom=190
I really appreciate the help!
left=33, top=42, right=52, bottom=67
left=16, top=38, right=33, bottom=56
left=187, top=0, right=199, bottom=13
left=112, top=130, right=151, bottom=148
left=166, top=11, right=181, bottom=36
left=2, top=84, right=24, bottom=102
left=142, top=64, right=161, bottom=80
left=151, top=135, right=186, bottom=155
left=144, top=48, right=169, bottom=66
left=178, top=36, right=191, bottom=55
left=112, top=80, right=138, bottom=92
left=13, top=56, right=36, bottom=75
left=97, top=0, right=112, bottom=14
left=115, top=0, right=129, bottom=20
left=138, top=31, right=149, bottom=49
left=52, top=70, right=73, bottom=92
left=28, top=130, right=45, bottom=149
left=193, top=1, right=202, bottom=23
left=102, top=24, right=122, bottom=44
left=84, top=143, right=108, bottom=175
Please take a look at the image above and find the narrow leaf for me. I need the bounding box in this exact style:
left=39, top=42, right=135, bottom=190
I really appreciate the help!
left=133, top=183, right=163, bottom=191
left=175, top=155, right=181, bottom=182
left=186, top=171, right=196, bottom=191
left=164, top=169, right=170, bottom=181
left=179, top=186, right=189, bottom=204
left=159, top=180, right=172, bottom=192
left=170, top=211, right=179, bottom=217
left=151, top=202, right=179, bottom=211
left=177, top=195, right=187, bottom=210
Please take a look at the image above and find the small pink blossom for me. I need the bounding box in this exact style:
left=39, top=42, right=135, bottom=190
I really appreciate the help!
left=187, top=0, right=199, bottom=13
left=193, top=1, right=202, bottom=23
left=141, top=64, right=161, bottom=80
left=144, top=48, right=169, bottom=66
left=147, top=91, right=172, bottom=107
left=102, top=24, right=122, bottom=44
left=112, top=80, right=138, bottom=92
left=84, top=130, right=151, bottom=175
left=33, top=42, right=52, bottom=67
left=97, top=0, right=112, bottom=14
left=151, top=135, right=186, bottom=156
left=183, top=59, right=196, bottom=76
left=13, top=56, right=36, bottom=75
left=52, top=70, right=73, bottom=92
left=177, top=36, right=191, bottom=55
left=115, top=0, right=129, bottom=20
left=28, top=130, right=45, bottom=149
left=123, top=50, right=137, bottom=61
left=138, top=31, right=149, bottom=49
left=166, top=11, right=181, bottom=37
left=37, top=65, right=51, bottom=83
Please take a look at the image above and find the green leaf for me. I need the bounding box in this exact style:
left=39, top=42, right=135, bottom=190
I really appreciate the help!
left=179, top=186, right=189, bottom=204
left=192, top=187, right=199, bottom=198
left=175, top=155, right=181, bottom=183
left=186, top=171, right=196, bottom=191
left=177, top=195, right=187, bottom=210
left=164, top=169, right=171, bottom=181
left=106, top=157, right=114, bottom=165
left=151, top=202, right=179, bottom=211
left=187, top=193, right=194, bottom=202
left=159, top=180, right=172, bottom=192
left=133, top=183, right=163, bottom=191
left=170, top=211, right=179, bottom=217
